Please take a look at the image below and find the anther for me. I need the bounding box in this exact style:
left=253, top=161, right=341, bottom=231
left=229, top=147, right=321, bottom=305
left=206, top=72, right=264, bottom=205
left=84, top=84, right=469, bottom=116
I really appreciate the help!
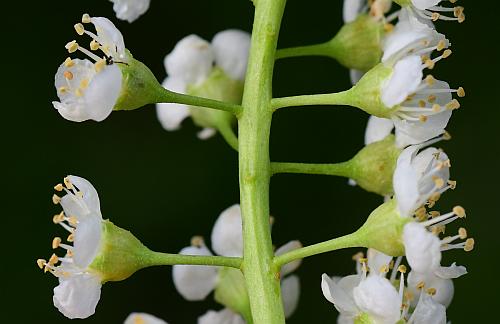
left=54, top=183, right=64, bottom=191
left=52, top=237, right=62, bottom=249
left=74, top=23, right=85, bottom=36
left=428, top=95, right=437, bottom=103
left=416, top=281, right=425, bottom=290
left=457, top=87, right=465, bottom=97
left=453, top=206, right=466, bottom=218
left=448, top=180, right=457, bottom=189
left=419, top=115, right=428, bottom=122
left=464, top=238, right=475, bottom=252
left=454, top=6, right=464, bottom=17
left=427, top=288, right=437, bottom=296
left=82, top=13, right=91, bottom=24
left=380, top=265, right=390, bottom=274
left=437, top=40, right=447, bottom=51
left=63, top=57, right=74, bottom=68
left=352, top=252, right=364, bottom=261
left=67, top=233, right=75, bottom=242
left=68, top=216, right=78, bottom=226
left=49, top=253, right=59, bottom=266
left=425, top=59, right=435, bottom=69
left=433, top=176, right=445, bottom=188
left=442, top=49, right=452, bottom=59
left=458, top=228, right=467, bottom=239
left=90, top=39, right=100, bottom=51
left=95, top=59, right=106, bottom=73
left=432, top=104, right=441, bottom=112
left=446, top=99, right=460, bottom=110
left=53, top=212, right=65, bottom=224
left=65, top=40, right=79, bottom=54
left=52, top=194, right=61, bottom=205
left=63, top=71, right=74, bottom=80
left=37, top=259, right=47, bottom=269
left=398, top=265, right=407, bottom=274
left=431, top=12, right=440, bottom=21
left=80, top=79, right=89, bottom=89
left=191, top=236, right=205, bottom=247
left=425, top=75, right=436, bottom=85
left=458, top=14, right=465, bottom=23
left=64, top=177, right=73, bottom=189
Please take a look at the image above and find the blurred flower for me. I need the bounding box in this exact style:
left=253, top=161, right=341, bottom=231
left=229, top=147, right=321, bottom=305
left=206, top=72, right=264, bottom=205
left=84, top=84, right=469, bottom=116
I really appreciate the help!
left=395, top=0, right=465, bottom=23
left=52, top=14, right=126, bottom=122
left=124, top=312, right=167, bottom=324
left=110, top=0, right=150, bottom=23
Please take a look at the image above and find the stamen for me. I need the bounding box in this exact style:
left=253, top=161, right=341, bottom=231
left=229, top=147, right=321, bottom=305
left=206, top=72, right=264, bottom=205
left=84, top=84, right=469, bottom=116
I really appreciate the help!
left=453, top=206, right=466, bottom=218
left=63, top=57, right=75, bottom=68
left=67, top=233, right=75, bottom=242
left=52, top=237, right=62, bottom=249
left=54, top=183, right=64, bottom=191
left=64, top=177, right=73, bottom=190
left=90, top=39, right=100, bottom=51
left=65, top=40, right=79, bottom=53
left=95, top=58, right=106, bottom=72
left=52, top=194, right=61, bottom=205
left=446, top=99, right=461, bottom=110
left=191, top=236, right=205, bottom=247
left=53, top=211, right=65, bottom=224
left=464, top=238, right=475, bottom=252
left=457, top=87, right=465, bottom=97
left=427, top=288, right=437, bottom=296
left=74, top=23, right=85, bottom=36
left=37, top=259, right=47, bottom=269
left=63, top=71, right=74, bottom=80
left=82, top=13, right=91, bottom=24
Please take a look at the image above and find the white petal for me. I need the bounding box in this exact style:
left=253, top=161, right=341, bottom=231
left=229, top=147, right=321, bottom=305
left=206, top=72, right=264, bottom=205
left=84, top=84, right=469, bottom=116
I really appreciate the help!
left=164, top=35, right=214, bottom=85
left=53, top=274, right=102, bottom=319
left=54, top=59, right=122, bottom=122
left=197, top=127, right=217, bottom=140
left=111, top=0, right=150, bottom=23
left=353, top=275, right=401, bottom=324
left=349, top=69, right=365, bottom=85
left=198, top=308, right=245, bottom=324
left=337, top=313, right=355, bottom=324
left=408, top=271, right=455, bottom=308
left=403, top=223, right=441, bottom=273
left=412, top=0, right=441, bottom=11
left=67, top=175, right=102, bottom=215
left=381, top=55, right=423, bottom=108
left=211, top=204, right=243, bottom=257
left=393, top=146, right=421, bottom=217
left=367, top=248, right=393, bottom=274
left=124, top=312, right=168, bottom=324
left=90, top=17, right=126, bottom=60
left=156, top=77, right=190, bottom=131
left=73, top=216, right=102, bottom=268
left=212, top=29, right=251, bottom=81
left=172, top=245, right=218, bottom=301
left=321, top=274, right=359, bottom=316
left=364, top=116, right=394, bottom=145
left=343, top=0, right=366, bottom=23
left=434, top=263, right=467, bottom=279
left=410, top=293, right=447, bottom=324
left=281, top=275, right=300, bottom=318
left=275, top=240, right=302, bottom=276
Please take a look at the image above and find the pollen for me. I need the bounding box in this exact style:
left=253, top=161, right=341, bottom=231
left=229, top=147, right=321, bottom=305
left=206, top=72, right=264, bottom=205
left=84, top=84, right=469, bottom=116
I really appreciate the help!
left=49, top=253, right=59, bottom=266
left=398, top=265, right=407, bottom=274
left=464, top=238, right=475, bottom=252
left=425, top=59, right=435, bottom=69
left=457, top=87, right=465, bottom=97
left=63, top=71, right=74, bottom=80
left=448, top=180, right=457, bottom=189
left=431, top=12, right=440, bottom=21
left=37, top=259, right=47, bottom=269
left=437, top=39, right=447, bottom=51
left=446, top=99, right=460, bottom=110
left=53, top=212, right=65, bottom=224
left=454, top=6, right=464, bottom=17
left=52, top=194, right=61, bottom=205
left=63, top=57, right=74, bottom=67
left=82, top=13, right=91, bottom=24
left=63, top=177, right=73, bottom=189
left=67, top=233, right=75, bottom=242
left=65, top=40, right=79, bottom=53
left=74, top=23, right=85, bottom=36
left=442, top=49, right=452, bottom=59
left=52, top=237, right=62, bottom=249
left=54, top=183, right=64, bottom=191
left=458, top=228, right=468, bottom=239
left=458, top=13, right=465, bottom=23
left=453, top=206, right=466, bottom=218
left=90, top=39, right=100, bottom=51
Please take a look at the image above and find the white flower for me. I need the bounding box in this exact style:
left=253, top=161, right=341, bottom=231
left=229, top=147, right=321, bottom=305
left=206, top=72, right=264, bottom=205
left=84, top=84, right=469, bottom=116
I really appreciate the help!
left=364, top=116, right=395, bottom=145
left=124, top=312, right=168, bottom=324
left=198, top=308, right=245, bottom=324
left=393, top=144, right=451, bottom=217
left=407, top=291, right=447, bottom=324
left=400, top=0, right=465, bottom=24
left=53, top=14, right=127, bottom=122
left=37, top=176, right=104, bottom=319
left=172, top=204, right=301, bottom=321
left=157, top=30, right=250, bottom=138
left=110, top=0, right=150, bottom=23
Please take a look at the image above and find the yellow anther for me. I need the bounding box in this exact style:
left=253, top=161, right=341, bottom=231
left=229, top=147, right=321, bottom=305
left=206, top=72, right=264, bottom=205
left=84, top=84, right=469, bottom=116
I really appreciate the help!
left=454, top=6, right=464, bottom=17
left=431, top=12, right=440, bottom=21
left=437, top=39, right=447, bottom=51
left=191, top=236, right=205, bottom=247
left=49, top=253, right=59, bottom=266
left=398, top=265, right=407, bottom=274
left=68, top=216, right=78, bottom=226
left=446, top=99, right=460, bottom=110
left=58, top=86, right=68, bottom=94
left=419, top=115, right=428, bottom=123
left=95, top=59, right=106, bottom=73
left=419, top=100, right=426, bottom=108
left=53, top=211, right=65, bottom=224
left=457, top=87, right=465, bottom=97
left=405, top=291, right=414, bottom=302
left=74, top=23, right=85, bottom=36
left=432, top=225, right=446, bottom=235
left=352, top=252, right=364, bottom=261
left=458, top=228, right=467, bottom=239
left=80, top=79, right=89, bottom=89
left=389, top=260, right=395, bottom=269
left=65, top=40, right=79, bottom=53
left=464, top=238, right=475, bottom=252
left=82, top=13, right=91, bottom=24
left=67, top=250, right=74, bottom=257
left=443, top=159, right=452, bottom=168
left=453, top=206, right=466, bottom=218
left=433, top=176, right=445, bottom=188
left=443, top=131, right=452, bottom=140
left=75, top=88, right=83, bottom=97
left=425, top=75, right=436, bottom=85
left=380, top=265, right=390, bottom=274
left=429, top=104, right=440, bottom=113
left=63, top=57, right=75, bottom=68
left=442, top=49, right=452, bottom=59
left=429, top=211, right=441, bottom=218
left=54, top=183, right=64, bottom=191
left=67, top=233, right=75, bottom=242
left=37, top=259, right=47, bottom=269
left=64, top=177, right=73, bottom=189
left=90, top=39, right=100, bottom=51
left=421, top=55, right=430, bottom=63
left=427, top=288, right=437, bottom=296
left=449, top=0, right=458, bottom=3
left=458, top=13, right=465, bottom=23
left=428, top=95, right=437, bottom=103
left=52, top=237, right=62, bottom=249
left=416, top=281, right=425, bottom=290
left=63, top=71, right=74, bottom=80
left=415, top=206, right=427, bottom=220
left=52, top=194, right=61, bottom=205
left=133, top=315, right=146, bottom=324
left=425, top=59, right=435, bottom=69
left=447, top=180, right=457, bottom=189
left=358, top=257, right=368, bottom=264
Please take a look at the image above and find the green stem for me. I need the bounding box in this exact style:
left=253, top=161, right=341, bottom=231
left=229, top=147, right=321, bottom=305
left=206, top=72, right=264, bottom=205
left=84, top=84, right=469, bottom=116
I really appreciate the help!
left=158, top=88, right=243, bottom=115
left=239, top=0, right=287, bottom=323
left=216, top=123, right=239, bottom=151
left=271, top=89, right=355, bottom=111
left=271, top=161, right=353, bottom=177
left=274, top=231, right=364, bottom=269
left=275, top=42, right=333, bottom=60
left=144, top=251, right=242, bottom=269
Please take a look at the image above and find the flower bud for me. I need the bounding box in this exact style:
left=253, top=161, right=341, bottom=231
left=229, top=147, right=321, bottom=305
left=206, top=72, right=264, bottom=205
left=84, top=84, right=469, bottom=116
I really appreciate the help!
left=356, top=199, right=410, bottom=256
left=328, top=14, right=385, bottom=71
left=349, top=135, right=402, bottom=196
left=213, top=268, right=252, bottom=321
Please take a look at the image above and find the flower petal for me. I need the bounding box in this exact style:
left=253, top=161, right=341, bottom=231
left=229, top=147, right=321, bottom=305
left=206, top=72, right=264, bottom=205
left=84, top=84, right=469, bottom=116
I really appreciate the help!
left=156, top=77, right=190, bottom=131
left=321, top=274, right=358, bottom=315
left=275, top=240, right=302, bottom=276
left=364, top=116, right=394, bottom=145
left=403, top=223, right=442, bottom=273
left=409, top=293, right=447, bottom=324
left=212, top=30, right=251, bottom=81
left=198, top=308, right=245, bottom=324
left=211, top=204, right=243, bottom=257
left=343, top=0, right=366, bottom=23
left=111, top=0, right=150, bottom=23
left=381, top=55, right=423, bottom=108
left=53, top=274, right=102, bottom=319
left=124, top=312, right=167, bottom=324
left=408, top=271, right=455, bottom=308
left=281, top=275, right=300, bottom=318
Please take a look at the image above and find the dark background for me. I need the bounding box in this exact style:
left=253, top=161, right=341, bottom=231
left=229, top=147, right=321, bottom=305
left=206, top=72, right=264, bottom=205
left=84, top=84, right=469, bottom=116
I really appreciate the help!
left=3, top=0, right=498, bottom=322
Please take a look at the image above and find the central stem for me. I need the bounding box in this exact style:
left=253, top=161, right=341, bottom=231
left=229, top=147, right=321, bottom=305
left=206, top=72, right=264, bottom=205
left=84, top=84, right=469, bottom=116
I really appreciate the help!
left=239, top=0, right=287, bottom=323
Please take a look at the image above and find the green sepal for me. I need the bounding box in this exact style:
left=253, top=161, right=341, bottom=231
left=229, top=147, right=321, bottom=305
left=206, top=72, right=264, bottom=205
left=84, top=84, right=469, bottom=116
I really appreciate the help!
left=113, top=50, right=165, bottom=111
left=356, top=199, right=410, bottom=256
left=187, top=67, right=242, bottom=130
left=393, top=0, right=412, bottom=7
left=214, top=267, right=252, bottom=322
left=88, top=220, right=152, bottom=283
left=350, top=135, right=402, bottom=196
left=354, top=313, right=375, bottom=324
